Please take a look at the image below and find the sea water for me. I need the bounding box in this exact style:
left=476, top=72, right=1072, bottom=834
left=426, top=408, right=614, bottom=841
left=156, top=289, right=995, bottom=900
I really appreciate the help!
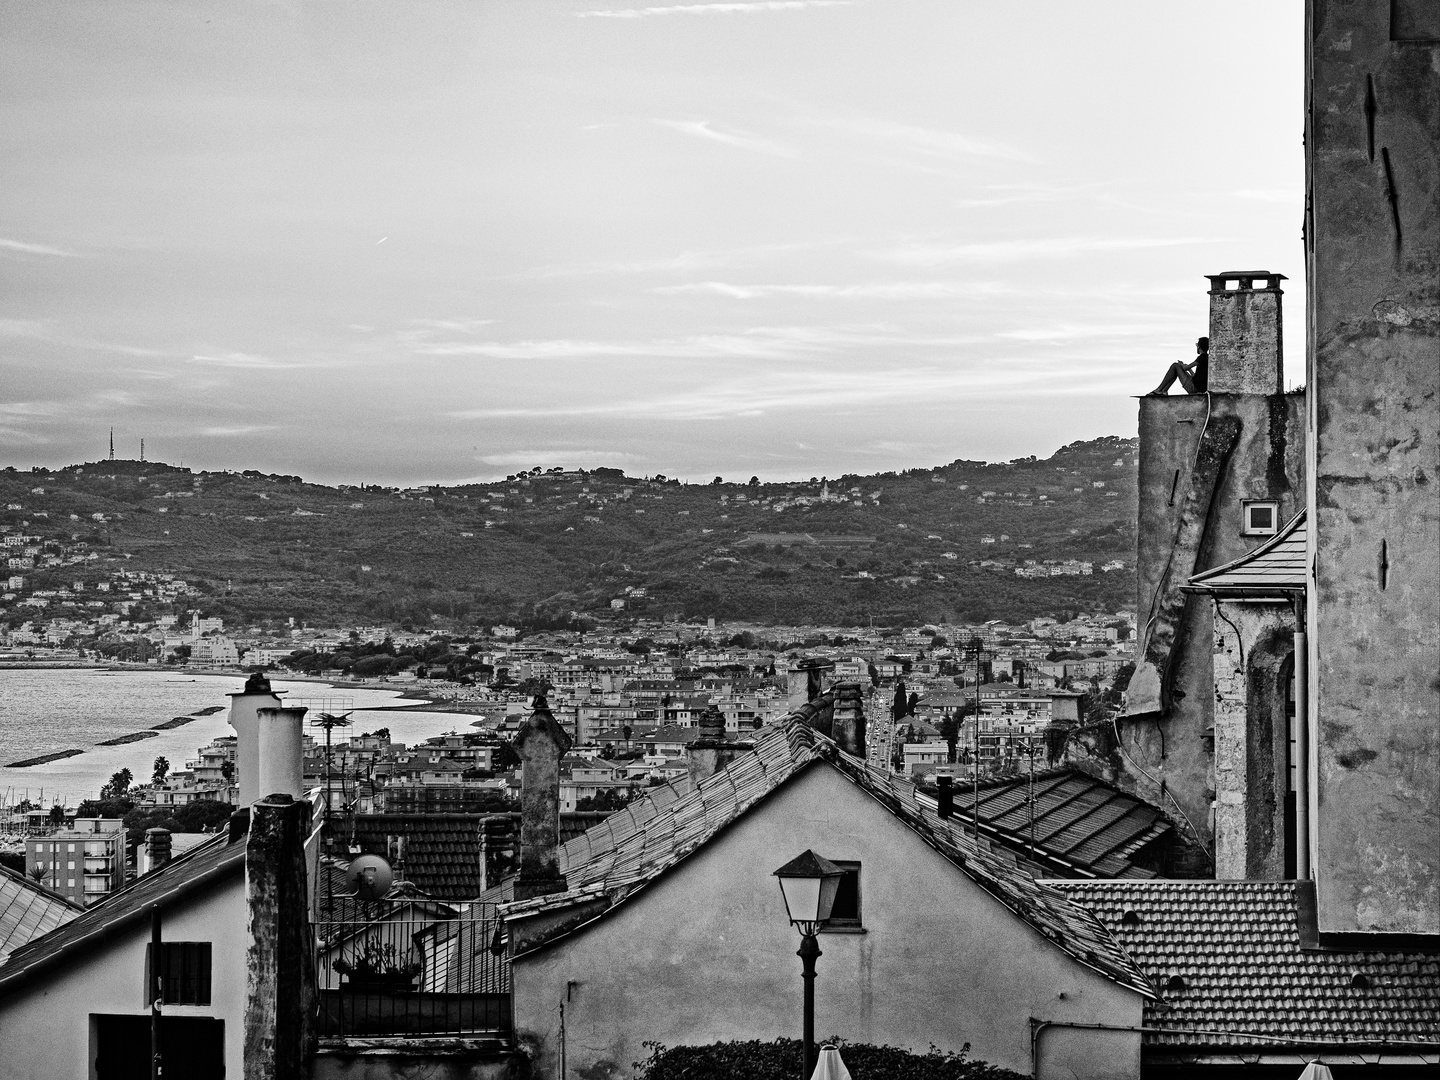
left=0, top=668, right=480, bottom=811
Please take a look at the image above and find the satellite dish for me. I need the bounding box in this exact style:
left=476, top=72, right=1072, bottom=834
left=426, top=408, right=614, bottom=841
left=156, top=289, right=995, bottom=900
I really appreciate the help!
left=345, top=854, right=393, bottom=900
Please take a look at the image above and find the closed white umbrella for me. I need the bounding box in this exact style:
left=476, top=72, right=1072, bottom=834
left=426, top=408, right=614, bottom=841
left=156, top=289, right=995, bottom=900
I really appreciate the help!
left=810, top=1044, right=851, bottom=1080
left=1297, top=1063, right=1334, bottom=1080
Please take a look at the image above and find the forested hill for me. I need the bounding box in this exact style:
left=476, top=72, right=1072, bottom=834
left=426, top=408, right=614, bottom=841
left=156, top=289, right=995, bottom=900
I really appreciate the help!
left=1, top=436, right=1137, bottom=629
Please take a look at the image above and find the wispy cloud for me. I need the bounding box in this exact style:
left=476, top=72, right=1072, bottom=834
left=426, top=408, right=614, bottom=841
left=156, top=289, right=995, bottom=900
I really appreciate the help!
left=446, top=360, right=1121, bottom=423
left=654, top=119, right=798, bottom=158
left=0, top=401, right=61, bottom=419
left=996, top=323, right=1156, bottom=342
left=954, top=182, right=1111, bottom=209
left=0, top=318, right=53, bottom=339
left=832, top=117, right=1031, bottom=164
left=655, top=280, right=1015, bottom=300
left=197, top=424, right=284, bottom=437
left=876, top=235, right=1223, bottom=266
left=408, top=323, right=984, bottom=363
left=0, top=237, right=80, bottom=257
left=188, top=351, right=334, bottom=370
left=1232, top=187, right=1303, bottom=204
left=477, top=449, right=645, bottom=467
left=407, top=317, right=495, bottom=333
left=580, top=1, right=850, bottom=18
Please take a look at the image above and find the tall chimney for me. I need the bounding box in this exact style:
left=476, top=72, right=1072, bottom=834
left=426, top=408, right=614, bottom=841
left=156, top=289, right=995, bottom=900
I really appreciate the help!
left=255, top=706, right=307, bottom=802
left=229, top=671, right=282, bottom=806
left=786, top=657, right=834, bottom=712
left=830, top=682, right=867, bottom=758
left=1206, top=271, right=1285, bottom=394
left=144, top=827, right=172, bottom=874
left=514, top=696, right=571, bottom=901
left=687, top=704, right=753, bottom=785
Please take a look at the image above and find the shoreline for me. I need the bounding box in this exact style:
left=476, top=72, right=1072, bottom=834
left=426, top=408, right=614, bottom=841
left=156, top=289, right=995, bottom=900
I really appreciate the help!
left=0, top=671, right=485, bottom=805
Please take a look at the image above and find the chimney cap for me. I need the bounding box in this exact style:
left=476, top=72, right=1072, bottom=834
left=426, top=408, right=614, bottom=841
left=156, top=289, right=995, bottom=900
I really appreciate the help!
left=1206, top=271, right=1286, bottom=292
left=516, top=703, right=573, bottom=756
left=793, top=656, right=835, bottom=672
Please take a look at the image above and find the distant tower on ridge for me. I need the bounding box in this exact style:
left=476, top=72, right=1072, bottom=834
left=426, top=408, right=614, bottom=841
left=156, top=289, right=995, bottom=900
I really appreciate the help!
left=140, top=439, right=145, bottom=462
left=109, top=428, right=115, bottom=461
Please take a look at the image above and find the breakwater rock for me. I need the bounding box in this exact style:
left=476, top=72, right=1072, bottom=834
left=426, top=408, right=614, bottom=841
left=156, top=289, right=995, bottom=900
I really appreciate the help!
left=7, top=748, right=85, bottom=768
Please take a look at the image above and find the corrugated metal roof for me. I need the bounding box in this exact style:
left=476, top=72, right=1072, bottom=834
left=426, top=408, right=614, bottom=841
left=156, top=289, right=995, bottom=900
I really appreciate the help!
left=1051, top=880, right=1440, bottom=1052
left=502, top=718, right=1157, bottom=999
left=1187, top=509, right=1307, bottom=593
left=950, top=770, right=1175, bottom=878
left=0, top=864, right=81, bottom=966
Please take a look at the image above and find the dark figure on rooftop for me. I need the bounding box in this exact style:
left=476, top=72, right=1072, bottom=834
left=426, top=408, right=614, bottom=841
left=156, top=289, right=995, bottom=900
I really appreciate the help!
left=1148, top=337, right=1209, bottom=395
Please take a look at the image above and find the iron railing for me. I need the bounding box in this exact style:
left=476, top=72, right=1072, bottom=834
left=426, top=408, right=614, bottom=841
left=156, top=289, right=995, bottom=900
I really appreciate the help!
left=316, top=905, right=511, bottom=1038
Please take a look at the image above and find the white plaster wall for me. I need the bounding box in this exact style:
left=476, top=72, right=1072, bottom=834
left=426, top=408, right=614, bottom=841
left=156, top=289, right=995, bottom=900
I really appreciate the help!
left=512, top=764, right=1143, bottom=1080
left=0, top=873, right=245, bottom=1080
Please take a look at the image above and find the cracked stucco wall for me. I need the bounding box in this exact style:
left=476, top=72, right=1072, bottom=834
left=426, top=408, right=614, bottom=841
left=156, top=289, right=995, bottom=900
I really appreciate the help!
left=1307, top=0, right=1440, bottom=935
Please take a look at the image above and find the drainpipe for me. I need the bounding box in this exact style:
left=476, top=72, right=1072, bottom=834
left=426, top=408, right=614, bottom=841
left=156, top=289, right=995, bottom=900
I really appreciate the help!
left=1293, top=626, right=1310, bottom=880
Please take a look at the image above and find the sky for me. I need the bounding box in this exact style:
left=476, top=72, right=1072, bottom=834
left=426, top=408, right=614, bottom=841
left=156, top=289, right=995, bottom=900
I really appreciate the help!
left=1, top=1, right=1304, bottom=486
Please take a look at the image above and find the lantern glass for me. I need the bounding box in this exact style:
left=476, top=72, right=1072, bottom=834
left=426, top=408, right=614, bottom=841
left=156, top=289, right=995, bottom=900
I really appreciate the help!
left=773, top=850, right=845, bottom=933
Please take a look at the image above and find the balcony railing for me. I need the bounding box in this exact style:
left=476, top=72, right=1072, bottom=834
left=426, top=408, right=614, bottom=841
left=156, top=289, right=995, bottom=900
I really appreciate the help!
left=315, top=905, right=511, bottom=1039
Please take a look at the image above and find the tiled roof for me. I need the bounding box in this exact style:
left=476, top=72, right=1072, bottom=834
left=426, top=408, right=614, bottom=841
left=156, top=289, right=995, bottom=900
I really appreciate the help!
left=347, top=812, right=610, bottom=901
left=1051, top=880, right=1440, bottom=1052
left=503, top=718, right=1157, bottom=999
left=0, top=864, right=81, bottom=966
left=1186, top=509, right=1307, bottom=594
left=920, top=769, right=1176, bottom=879
left=0, top=832, right=245, bottom=998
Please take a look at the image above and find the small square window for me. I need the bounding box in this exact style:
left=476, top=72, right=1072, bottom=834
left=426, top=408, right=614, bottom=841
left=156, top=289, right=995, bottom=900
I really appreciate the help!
left=1242, top=501, right=1279, bottom=536
left=822, top=862, right=862, bottom=931
left=146, top=943, right=213, bottom=1006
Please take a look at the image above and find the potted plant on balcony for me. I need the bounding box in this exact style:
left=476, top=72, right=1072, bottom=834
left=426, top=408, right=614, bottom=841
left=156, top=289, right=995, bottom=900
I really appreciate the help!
left=334, top=940, right=422, bottom=993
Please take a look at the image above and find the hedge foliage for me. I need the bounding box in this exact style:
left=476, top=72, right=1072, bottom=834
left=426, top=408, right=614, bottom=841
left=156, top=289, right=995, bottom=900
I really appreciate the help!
left=633, top=1038, right=1027, bottom=1080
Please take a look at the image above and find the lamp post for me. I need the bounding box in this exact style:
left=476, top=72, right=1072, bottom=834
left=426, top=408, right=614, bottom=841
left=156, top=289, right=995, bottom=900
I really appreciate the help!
left=774, top=850, right=845, bottom=1080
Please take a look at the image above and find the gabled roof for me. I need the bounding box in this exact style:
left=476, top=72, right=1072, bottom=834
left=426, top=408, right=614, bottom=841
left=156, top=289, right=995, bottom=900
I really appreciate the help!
left=1185, top=509, right=1307, bottom=595
left=917, top=768, right=1177, bottom=879
left=1050, top=880, right=1440, bottom=1053
left=0, top=864, right=81, bottom=965
left=0, top=831, right=245, bottom=998
left=500, top=719, right=1157, bottom=999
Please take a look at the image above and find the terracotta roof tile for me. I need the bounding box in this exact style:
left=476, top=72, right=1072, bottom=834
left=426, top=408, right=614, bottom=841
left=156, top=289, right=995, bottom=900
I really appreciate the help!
left=1051, top=880, right=1440, bottom=1050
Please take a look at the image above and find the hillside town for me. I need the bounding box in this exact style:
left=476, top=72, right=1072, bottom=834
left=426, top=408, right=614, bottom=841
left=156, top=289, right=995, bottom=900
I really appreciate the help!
left=3, top=608, right=1135, bottom=839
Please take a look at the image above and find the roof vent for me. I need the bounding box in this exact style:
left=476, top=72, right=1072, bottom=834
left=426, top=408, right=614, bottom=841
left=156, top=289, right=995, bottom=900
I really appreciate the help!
left=1349, top=971, right=1371, bottom=989
left=1165, top=973, right=1187, bottom=991
left=1121, top=908, right=1143, bottom=926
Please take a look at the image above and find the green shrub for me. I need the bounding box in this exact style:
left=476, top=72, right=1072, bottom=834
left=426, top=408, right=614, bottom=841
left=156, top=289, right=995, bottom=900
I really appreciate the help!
left=633, top=1038, right=1026, bottom=1080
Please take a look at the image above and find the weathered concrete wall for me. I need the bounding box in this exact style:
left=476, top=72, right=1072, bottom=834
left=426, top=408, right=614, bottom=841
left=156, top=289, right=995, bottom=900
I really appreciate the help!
left=1212, top=603, right=1296, bottom=880
left=1307, top=0, right=1440, bottom=935
left=1125, top=391, right=1305, bottom=853
left=515, top=705, right=572, bottom=901
left=313, top=1044, right=530, bottom=1080
left=510, top=765, right=1144, bottom=1080
left=246, top=795, right=317, bottom=1080
left=0, top=874, right=246, bottom=1080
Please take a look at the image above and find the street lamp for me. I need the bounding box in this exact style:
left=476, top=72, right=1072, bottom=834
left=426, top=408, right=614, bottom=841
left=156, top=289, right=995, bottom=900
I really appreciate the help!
left=773, top=850, right=845, bottom=1080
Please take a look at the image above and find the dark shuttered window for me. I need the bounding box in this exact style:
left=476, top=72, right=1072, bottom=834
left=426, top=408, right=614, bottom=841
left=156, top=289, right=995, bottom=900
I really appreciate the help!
left=145, top=942, right=213, bottom=1006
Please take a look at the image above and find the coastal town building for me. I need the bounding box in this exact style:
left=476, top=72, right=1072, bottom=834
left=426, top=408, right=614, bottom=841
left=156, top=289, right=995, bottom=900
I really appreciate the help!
left=24, top=818, right=125, bottom=908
